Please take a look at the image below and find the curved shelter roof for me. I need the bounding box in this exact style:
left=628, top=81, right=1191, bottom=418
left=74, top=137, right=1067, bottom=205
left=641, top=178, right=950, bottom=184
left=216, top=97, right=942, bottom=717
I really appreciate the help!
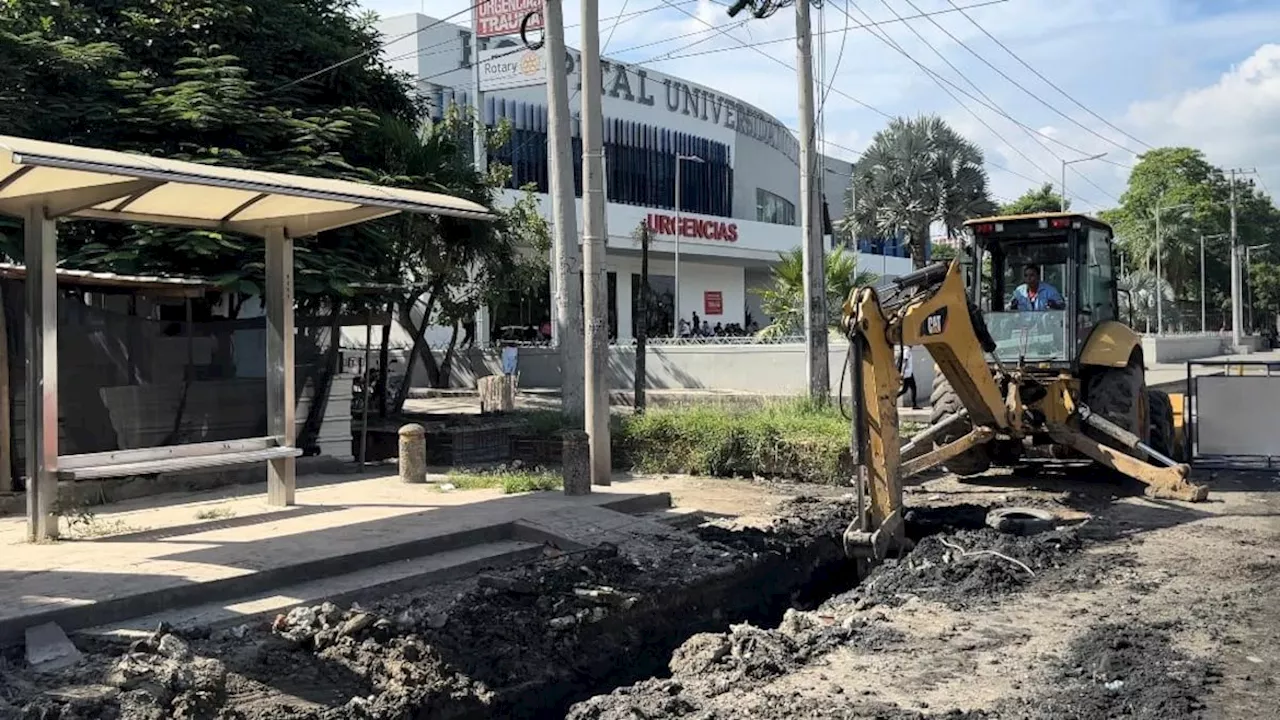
left=0, top=135, right=492, bottom=236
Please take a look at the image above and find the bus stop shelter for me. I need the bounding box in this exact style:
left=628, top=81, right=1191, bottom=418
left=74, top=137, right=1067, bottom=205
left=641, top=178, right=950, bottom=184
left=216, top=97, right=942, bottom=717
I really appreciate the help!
left=0, top=135, right=492, bottom=542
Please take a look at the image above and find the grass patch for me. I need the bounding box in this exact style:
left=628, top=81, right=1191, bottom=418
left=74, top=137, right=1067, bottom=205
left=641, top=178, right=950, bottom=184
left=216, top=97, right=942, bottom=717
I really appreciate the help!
left=194, top=506, right=236, bottom=521
left=446, top=468, right=564, bottom=494
left=616, top=399, right=853, bottom=484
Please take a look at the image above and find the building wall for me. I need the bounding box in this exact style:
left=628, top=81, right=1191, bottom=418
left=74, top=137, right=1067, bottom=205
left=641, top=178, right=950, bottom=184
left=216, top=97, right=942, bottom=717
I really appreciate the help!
left=439, top=343, right=936, bottom=401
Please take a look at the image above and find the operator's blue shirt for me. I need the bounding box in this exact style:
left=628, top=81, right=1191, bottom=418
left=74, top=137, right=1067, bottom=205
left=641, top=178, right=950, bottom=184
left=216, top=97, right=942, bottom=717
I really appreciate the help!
left=1010, top=282, right=1064, bottom=310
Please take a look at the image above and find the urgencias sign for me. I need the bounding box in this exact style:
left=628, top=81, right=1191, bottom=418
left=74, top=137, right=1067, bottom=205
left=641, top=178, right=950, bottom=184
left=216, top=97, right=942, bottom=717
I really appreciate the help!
left=646, top=213, right=739, bottom=242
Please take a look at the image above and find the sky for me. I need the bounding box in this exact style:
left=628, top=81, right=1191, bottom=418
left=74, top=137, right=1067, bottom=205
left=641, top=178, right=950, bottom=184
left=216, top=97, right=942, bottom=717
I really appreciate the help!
left=357, top=0, right=1280, bottom=213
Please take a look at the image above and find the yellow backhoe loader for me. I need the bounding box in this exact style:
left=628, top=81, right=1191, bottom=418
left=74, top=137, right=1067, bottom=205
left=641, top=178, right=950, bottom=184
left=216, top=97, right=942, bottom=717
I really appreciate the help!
left=840, top=212, right=1207, bottom=563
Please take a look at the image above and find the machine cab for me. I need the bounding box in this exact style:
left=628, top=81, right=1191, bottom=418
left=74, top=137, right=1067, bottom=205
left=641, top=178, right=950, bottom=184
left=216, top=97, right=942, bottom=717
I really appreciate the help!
left=962, top=212, right=1120, bottom=369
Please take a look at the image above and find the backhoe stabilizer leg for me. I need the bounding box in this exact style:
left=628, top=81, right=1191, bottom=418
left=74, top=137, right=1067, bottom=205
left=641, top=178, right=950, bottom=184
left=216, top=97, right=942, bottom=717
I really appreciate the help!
left=1047, top=426, right=1208, bottom=502
left=901, top=426, right=995, bottom=479
left=900, top=411, right=970, bottom=463
left=844, top=508, right=911, bottom=561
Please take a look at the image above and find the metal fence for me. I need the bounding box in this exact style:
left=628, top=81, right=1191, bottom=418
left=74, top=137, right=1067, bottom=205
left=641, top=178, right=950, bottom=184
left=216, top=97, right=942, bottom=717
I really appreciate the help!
left=1, top=280, right=331, bottom=490
left=1184, top=360, right=1280, bottom=468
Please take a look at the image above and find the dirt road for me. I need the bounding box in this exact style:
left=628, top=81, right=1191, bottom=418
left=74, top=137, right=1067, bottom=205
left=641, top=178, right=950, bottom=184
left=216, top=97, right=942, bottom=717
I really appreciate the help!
left=572, top=470, right=1280, bottom=719
left=2, top=471, right=1276, bottom=719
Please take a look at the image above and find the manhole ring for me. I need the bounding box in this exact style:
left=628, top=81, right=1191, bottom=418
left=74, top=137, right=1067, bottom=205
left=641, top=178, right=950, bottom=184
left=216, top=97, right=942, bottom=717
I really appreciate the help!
left=985, top=507, right=1056, bottom=536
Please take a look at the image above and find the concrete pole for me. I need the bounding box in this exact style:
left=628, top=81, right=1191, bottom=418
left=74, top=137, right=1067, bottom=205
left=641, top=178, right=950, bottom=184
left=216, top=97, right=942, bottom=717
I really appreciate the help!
left=795, top=0, right=829, bottom=404
left=581, top=0, right=612, bottom=484
left=544, top=0, right=585, bottom=432
left=1200, top=232, right=1206, bottom=333
left=470, top=21, right=487, bottom=175
left=674, top=158, right=682, bottom=336
left=1060, top=160, right=1067, bottom=213
left=1154, top=202, right=1163, bottom=336
left=1230, top=169, right=1243, bottom=348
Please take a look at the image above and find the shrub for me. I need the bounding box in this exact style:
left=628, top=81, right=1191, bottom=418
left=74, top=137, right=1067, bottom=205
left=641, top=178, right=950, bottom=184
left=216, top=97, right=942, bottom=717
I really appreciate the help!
left=617, top=400, right=854, bottom=484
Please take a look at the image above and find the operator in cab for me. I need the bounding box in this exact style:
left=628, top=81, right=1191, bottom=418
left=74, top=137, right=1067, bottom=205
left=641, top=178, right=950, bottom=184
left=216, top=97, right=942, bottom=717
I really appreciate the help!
left=1008, top=265, right=1065, bottom=311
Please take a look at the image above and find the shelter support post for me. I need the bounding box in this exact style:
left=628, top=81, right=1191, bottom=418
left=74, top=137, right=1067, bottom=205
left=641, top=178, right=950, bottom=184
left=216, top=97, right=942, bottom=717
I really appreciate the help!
left=24, top=205, right=58, bottom=541
left=265, top=227, right=295, bottom=506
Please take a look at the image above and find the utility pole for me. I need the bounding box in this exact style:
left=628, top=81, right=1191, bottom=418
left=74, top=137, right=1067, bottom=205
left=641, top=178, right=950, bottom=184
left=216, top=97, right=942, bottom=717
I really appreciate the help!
left=1153, top=197, right=1192, bottom=336
left=795, top=0, right=829, bottom=404
left=544, top=0, right=585, bottom=431
left=581, top=0, right=611, bottom=484
left=1061, top=153, right=1106, bottom=212
left=1227, top=168, right=1256, bottom=348
left=635, top=222, right=650, bottom=414
left=673, top=154, right=704, bottom=335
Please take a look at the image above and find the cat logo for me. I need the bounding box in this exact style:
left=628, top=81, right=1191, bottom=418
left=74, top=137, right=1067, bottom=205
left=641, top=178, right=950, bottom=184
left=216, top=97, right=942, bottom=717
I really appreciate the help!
left=920, top=307, right=948, bottom=337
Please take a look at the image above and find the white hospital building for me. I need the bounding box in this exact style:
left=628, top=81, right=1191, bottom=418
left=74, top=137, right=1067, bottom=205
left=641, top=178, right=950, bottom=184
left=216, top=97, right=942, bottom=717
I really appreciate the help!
left=377, top=13, right=914, bottom=343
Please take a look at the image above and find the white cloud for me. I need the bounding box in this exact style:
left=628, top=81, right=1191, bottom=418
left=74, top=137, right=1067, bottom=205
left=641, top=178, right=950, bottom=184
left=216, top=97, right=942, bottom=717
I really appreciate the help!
left=1125, top=43, right=1280, bottom=197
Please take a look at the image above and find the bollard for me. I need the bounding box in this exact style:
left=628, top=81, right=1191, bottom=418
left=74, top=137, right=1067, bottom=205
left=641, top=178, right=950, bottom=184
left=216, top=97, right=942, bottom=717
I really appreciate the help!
left=398, top=424, right=426, bottom=484
left=561, top=430, right=591, bottom=496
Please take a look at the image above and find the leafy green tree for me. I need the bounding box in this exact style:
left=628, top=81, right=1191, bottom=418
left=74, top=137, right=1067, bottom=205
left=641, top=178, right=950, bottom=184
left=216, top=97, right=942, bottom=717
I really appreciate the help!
left=756, top=247, right=878, bottom=337
left=0, top=0, right=420, bottom=301
left=842, top=115, right=997, bottom=268
left=1000, top=184, right=1069, bottom=215
left=1102, top=147, right=1280, bottom=323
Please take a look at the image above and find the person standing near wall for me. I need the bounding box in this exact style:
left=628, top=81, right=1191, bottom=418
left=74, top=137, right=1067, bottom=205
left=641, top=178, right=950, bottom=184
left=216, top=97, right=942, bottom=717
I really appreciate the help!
left=896, top=347, right=918, bottom=409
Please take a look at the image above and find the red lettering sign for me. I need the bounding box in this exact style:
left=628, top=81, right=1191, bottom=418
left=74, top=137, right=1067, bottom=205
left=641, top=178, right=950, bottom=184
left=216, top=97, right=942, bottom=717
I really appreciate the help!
left=475, top=0, right=544, bottom=39
left=704, top=291, right=724, bottom=316
left=644, top=213, right=738, bottom=242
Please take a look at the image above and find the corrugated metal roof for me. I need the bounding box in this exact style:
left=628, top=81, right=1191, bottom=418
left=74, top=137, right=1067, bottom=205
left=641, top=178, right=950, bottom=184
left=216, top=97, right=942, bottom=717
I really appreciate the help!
left=0, top=135, right=494, bottom=238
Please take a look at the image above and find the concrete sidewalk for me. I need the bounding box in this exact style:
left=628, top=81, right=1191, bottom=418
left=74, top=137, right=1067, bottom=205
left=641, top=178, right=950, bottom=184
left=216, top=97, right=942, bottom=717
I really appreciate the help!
left=0, top=472, right=672, bottom=644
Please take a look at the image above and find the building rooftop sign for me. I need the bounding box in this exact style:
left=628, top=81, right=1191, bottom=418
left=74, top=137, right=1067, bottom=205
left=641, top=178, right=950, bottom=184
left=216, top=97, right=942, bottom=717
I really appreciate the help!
left=475, top=0, right=543, bottom=39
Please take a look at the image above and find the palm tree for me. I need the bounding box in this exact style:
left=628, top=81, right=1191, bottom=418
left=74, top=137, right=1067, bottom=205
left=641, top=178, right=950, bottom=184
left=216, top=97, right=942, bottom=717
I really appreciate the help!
left=841, top=116, right=997, bottom=267
left=756, top=246, right=878, bottom=337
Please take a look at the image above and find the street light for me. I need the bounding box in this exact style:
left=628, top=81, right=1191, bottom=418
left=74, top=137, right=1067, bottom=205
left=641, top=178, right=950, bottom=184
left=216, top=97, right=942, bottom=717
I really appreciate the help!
left=1061, top=152, right=1107, bottom=211
left=1199, top=233, right=1227, bottom=333
left=1153, top=198, right=1193, bottom=335
left=1245, top=244, right=1269, bottom=333
left=673, top=153, right=704, bottom=335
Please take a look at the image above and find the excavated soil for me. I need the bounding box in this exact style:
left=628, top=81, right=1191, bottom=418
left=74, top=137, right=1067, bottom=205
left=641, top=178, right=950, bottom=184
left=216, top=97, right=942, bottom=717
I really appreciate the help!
left=5, top=471, right=1278, bottom=720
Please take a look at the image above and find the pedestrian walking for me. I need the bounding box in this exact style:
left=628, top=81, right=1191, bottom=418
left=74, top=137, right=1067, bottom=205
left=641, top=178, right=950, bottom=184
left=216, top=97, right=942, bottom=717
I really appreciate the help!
left=896, top=347, right=918, bottom=409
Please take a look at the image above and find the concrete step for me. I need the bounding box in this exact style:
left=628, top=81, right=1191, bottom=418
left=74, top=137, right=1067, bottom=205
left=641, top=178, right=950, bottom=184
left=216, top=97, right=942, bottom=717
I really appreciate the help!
left=81, top=539, right=544, bottom=641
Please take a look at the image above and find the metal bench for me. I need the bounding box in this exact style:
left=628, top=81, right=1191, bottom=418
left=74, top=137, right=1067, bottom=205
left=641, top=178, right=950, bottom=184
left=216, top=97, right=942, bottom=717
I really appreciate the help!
left=57, top=437, right=301, bottom=481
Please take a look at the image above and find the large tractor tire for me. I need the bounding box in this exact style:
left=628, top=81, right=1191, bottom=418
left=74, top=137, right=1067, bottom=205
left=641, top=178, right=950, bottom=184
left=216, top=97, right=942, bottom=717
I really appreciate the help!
left=1082, top=357, right=1145, bottom=451
left=1146, top=388, right=1177, bottom=460
left=930, top=372, right=991, bottom=476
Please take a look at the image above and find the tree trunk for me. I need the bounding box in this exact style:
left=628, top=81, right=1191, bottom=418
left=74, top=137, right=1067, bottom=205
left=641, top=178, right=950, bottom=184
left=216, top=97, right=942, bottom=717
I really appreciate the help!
left=635, top=225, right=649, bottom=414
left=299, top=303, right=342, bottom=453
left=912, top=225, right=930, bottom=269
left=435, top=322, right=460, bottom=390
left=376, top=299, right=394, bottom=418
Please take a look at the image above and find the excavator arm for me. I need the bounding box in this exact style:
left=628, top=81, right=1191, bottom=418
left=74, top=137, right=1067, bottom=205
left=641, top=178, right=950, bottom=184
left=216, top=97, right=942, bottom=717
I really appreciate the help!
left=840, top=260, right=1005, bottom=561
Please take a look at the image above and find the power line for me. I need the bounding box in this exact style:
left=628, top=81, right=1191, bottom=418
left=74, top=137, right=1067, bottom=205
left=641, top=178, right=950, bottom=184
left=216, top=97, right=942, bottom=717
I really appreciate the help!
left=275, top=1, right=486, bottom=92
left=943, top=0, right=1153, bottom=153
left=826, top=0, right=1120, bottom=204
left=639, top=0, right=1010, bottom=64
left=886, top=0, right=1145, bottom=158
left=602, top=0, right=633, bottom=53
left=835, top=0, right=1063, bottom=190
left=869, top=0, right=1113, bottom=206
left=655, top=0, right=893, bottom=118
left=816, top=0, right=853, bottom=117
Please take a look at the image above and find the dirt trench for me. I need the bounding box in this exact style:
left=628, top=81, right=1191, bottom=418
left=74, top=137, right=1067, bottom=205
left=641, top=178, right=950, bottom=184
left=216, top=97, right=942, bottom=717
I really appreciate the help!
left=6, top=478, right=1267, bottom=720
left=0, top=497, right=875, bottom=720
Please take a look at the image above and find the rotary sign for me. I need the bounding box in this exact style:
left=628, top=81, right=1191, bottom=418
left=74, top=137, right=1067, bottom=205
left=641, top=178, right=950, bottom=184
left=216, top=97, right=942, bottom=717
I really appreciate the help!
left=479, top=46, right=547, bottom=91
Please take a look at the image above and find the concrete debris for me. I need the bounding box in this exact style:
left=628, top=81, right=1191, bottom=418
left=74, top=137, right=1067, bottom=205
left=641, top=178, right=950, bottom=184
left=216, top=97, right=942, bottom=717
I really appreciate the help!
left=25, top=621, right=82, bottom=672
